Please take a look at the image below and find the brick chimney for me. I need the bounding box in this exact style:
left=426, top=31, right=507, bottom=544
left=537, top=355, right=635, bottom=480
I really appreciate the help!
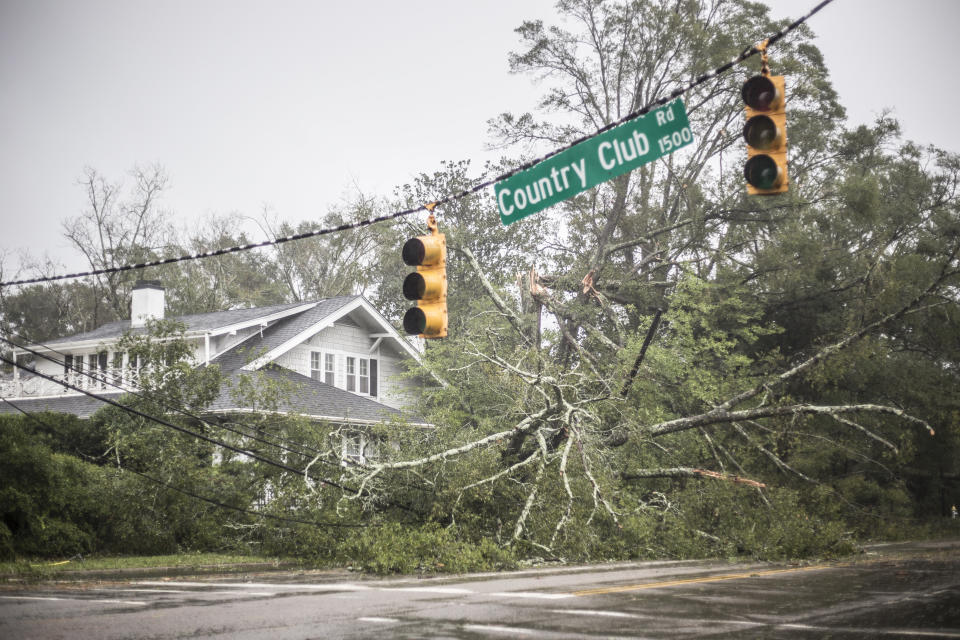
left=130, top=280, right=165, bottom=328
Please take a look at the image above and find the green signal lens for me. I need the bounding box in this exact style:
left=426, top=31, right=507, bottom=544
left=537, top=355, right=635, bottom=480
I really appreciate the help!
left=742, top=76, right=778, bottom=110
left=403, top=307, right=427, bottom=335
left=743, top=115, right=779, bottom=150
left=744, top=155, right=781, bottom=190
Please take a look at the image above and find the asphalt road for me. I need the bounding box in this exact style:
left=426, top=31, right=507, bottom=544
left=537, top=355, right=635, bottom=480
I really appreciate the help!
left=2, top=539, right=959, bottom=639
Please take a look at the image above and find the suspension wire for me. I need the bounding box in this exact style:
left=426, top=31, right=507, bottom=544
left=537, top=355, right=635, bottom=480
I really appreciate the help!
left=0, top=331, right=333, bottom=463
left=0, top=0, right=835, bottom=290
left=0, top=351, right=362, bottom=498
left=1, top=331, right=434, bottom=496
left=0, top=396, right=368, bottom=529
left=0, top=349, right=425, bottom=517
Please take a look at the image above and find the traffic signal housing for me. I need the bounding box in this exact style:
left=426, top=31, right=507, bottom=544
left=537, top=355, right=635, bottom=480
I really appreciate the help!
left=402, top=216, right=447, bottom=338
left=742, top=74, right=788, bottom=195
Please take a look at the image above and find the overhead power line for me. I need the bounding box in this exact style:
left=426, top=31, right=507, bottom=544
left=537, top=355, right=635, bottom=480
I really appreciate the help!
left=0, top=350, right=358, bottom=497
left=0, top=331, right=331, bottom=463
left=0, top=396, right=368, bottom=529
left=0, top=344, right=423, bottom=516
left=1, top=330, right=433, bottom=496
left=0, top=0, right=835, bottom=289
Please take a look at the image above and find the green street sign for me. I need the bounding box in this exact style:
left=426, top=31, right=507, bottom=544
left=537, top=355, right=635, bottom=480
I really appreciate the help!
left=496, top=99, right=693, bottom=225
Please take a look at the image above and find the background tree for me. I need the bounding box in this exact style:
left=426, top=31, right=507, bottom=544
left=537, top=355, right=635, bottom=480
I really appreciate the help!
left=332, top=0, right=960, bottom=558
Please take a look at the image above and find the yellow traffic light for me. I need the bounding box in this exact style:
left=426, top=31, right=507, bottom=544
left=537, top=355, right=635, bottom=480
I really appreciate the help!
left=402, top=215, right=447, bottom=338
left=742, top=74, right=788, bottom=195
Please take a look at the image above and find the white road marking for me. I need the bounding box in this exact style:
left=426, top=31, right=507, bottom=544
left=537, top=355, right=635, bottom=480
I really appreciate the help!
left=388, top=587, right=474, bottom=594
left=358, top=617, right=400, bottom=623
left=91, top=588, right=191, bottom=594
left=550, top=608, right=643, bottom=618
left=488, top=591, right=573, bottom=600
left=463, top=623, right=534, bottom=635
left=0, top=595, right=146, bottom=605
left=778, top=624, right=960, bottom=637
left=92, top=587, right=275, bottom=596
left=134, top=580, right=369, bottom=591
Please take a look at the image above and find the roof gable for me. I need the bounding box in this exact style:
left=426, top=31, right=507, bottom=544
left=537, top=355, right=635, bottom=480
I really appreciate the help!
left=235, top=297, right=421, bottom=371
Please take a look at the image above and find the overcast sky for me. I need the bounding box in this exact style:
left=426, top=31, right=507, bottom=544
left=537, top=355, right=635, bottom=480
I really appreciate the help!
left=1, top=0, right=958, bottom=275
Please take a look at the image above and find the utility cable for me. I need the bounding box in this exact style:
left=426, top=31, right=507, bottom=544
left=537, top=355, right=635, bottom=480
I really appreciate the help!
left=0, top=396, right=368, bottom=529
left=0, top=0, right=836, bottom=289
left=0, top=331, right=332, bottom=464
left=0, top=350, right=422, bottom=515
left=0, top=351, right=357, bottom=496
left=1, top=331, right=433, bottom=495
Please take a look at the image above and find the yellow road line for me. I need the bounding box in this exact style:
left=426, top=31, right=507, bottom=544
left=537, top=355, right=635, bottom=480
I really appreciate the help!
left=573, top=563, right=843, bottom=596
left=29, top=560, right=71, bottom=568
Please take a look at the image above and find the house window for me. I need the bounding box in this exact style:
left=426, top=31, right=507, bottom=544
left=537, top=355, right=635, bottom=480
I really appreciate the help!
left=311, top=351, right=337, bottom=386
left=87, top=354, right=97, bottom=387
left=64, top=354, right=74, bottom=386
left=324, top=353, right=335, bottom=386
left=342, top=433, right=363, bottom=464
left=341, top=433, right=378, bottom=465
left=112, top=351, right=124, bottom=385
left=98, top=352, right=108, bottom=389
left=359, top=358, right=369, bottom=394
left=346, top=357, right=356, bottom=392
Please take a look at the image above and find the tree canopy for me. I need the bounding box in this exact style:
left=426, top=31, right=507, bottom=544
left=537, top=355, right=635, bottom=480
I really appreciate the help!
left=1, top=0, right=958, bottom=564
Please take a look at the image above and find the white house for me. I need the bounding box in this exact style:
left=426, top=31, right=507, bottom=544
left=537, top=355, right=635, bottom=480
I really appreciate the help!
left=0, top=281, right=430, bottom=443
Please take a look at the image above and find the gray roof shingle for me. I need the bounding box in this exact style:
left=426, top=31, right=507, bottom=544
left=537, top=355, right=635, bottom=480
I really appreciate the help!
left=0, top=393, right=123, bottom=419
left=209, top=296, right=358, bottom=373
left=44, top=300, right=317, bottom=347
left=212, top=367, right=423, bottom=424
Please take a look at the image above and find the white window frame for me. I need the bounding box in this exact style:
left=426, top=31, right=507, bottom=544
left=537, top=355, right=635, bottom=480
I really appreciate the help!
left=359, top=358, right=369, bottom=394
left=341, top=432, right=378, bottom=466
left=303, top=346, right=377, bottom=398
left=324, top=352, right=335, bottom=386
left=345, top=356, right=356, bottom=392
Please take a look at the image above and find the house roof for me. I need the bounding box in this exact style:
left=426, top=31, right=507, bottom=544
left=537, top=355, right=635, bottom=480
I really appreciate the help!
left=210, top=296, right=359, bottom=373
left=0, top=392, right=125, bottom=419
left=41, top=300, right=318, bottom=348
left=0, top=371, right=425, bottom=424
left=212, top=367, right=425, bottom=424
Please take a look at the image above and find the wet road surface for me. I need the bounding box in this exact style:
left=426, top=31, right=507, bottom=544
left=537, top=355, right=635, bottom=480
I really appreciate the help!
left=1, top=539, right=958, bottom=638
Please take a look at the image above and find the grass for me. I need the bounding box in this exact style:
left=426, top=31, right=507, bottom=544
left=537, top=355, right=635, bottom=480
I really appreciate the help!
left=0, top=552, right=297, bottom=577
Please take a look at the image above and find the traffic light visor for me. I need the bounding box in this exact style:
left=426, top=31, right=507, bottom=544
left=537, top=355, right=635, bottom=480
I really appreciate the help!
left=742, top=76, right=781, bottom=111
left=402, top=235, right=445, bottom=266
left=744, top=155, right=782, bottom=190
left=743, top=115, right=782, bottom=150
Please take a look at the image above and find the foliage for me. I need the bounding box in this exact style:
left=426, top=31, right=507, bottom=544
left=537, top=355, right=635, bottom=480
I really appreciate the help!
left=2, top=0, right=959, bottom=571
left=341, top=523, right=517, bottom=574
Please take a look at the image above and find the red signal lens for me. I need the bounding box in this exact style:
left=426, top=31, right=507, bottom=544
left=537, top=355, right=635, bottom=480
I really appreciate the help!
left=742, top=76, right=779, bottom=111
